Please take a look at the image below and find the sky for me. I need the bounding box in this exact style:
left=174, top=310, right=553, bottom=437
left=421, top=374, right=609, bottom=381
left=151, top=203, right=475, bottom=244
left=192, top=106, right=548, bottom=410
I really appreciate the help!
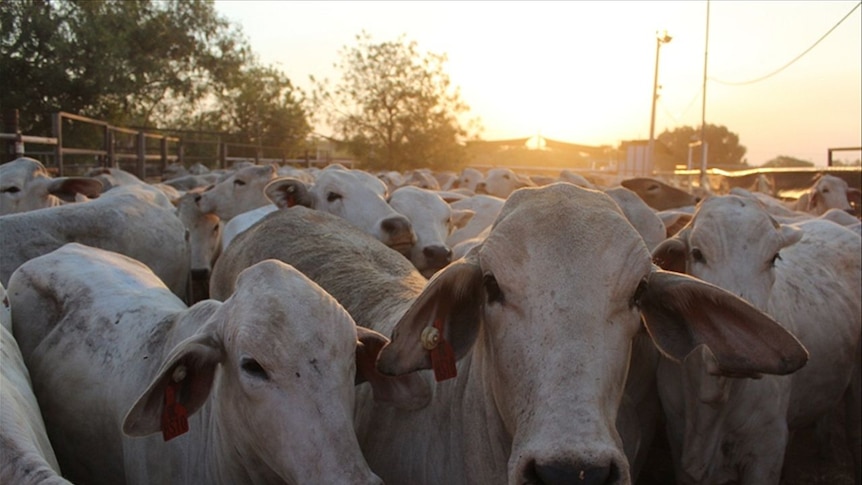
left=213, top=0, right=861, bottom=167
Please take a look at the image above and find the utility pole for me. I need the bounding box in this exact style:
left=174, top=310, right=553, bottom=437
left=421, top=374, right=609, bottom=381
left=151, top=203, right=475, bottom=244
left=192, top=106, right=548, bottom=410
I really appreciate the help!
left=648, top=31, right=672, bottom=171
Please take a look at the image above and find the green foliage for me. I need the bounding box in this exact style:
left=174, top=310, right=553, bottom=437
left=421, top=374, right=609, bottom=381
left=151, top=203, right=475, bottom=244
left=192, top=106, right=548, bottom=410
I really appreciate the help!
left=313, top=31, right=481, bottom=172
left=656, top=124, right=748, bottom=171
left=760, top=155, right=815, bottom=168
left=1, top=0, right=310, bottom=154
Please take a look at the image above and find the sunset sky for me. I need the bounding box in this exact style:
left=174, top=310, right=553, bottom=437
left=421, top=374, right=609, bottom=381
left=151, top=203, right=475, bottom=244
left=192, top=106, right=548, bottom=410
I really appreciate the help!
left=214, top=1, right=861, bottom=167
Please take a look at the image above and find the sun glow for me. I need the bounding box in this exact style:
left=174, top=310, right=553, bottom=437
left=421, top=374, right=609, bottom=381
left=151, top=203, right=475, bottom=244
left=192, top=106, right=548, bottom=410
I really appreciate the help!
left=216, top=0, right=861, bottom=165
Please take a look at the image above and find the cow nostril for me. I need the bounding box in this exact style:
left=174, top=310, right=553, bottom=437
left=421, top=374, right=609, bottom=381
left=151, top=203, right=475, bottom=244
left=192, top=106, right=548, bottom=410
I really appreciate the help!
left=381, top=216, right=411, bottom=235
left=527, top=460, right=619, bottom=485
left=422, top=245, right=452, bottom=265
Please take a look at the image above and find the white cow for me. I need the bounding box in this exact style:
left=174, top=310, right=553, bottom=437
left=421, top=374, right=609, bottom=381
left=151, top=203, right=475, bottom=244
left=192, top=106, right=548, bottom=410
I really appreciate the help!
left=173, top=189, right=223, bottom=303
left=793, top=173, right=861, bottom=216
left=223, top=168, right=416, bottom=256
left=1, top=283, right=70, bottom=484
left=0, top=157, right=103, bottom=215
left=209, top=184, right=808, bottom=485
left=475, top=166, right=536, bottom=198
left=0, top=183, right=190, bottom=301
left=621, top=177, right=700, bottom=211
left=195, top=163, right=278, bottom=221
left=387, top=185, right=474, bottom=277
left=452, top=167, right=484, bottom=193
left=652, top=194, right=861, bottom=484
left=7, top=243, right=397, bottom=485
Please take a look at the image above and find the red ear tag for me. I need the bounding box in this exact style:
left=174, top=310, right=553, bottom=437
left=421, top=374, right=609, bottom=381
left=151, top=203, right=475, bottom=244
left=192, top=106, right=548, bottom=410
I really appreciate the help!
left=161, top=382, right=189, bottom=441
left=430, top=319, right=457, bottom=382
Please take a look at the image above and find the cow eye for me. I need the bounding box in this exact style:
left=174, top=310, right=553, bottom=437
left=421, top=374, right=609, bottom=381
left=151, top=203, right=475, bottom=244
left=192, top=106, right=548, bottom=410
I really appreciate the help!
left=691, top=248, right=706, bottom=264
left=1, top=186, right=20, bottom=194
left=233, top=179, right=246, bottom=186
left=240, top=357, right=269, bottom=380
left=483, top=272, right=504, bottom=304
left=326, top=192, right=342, bottom=202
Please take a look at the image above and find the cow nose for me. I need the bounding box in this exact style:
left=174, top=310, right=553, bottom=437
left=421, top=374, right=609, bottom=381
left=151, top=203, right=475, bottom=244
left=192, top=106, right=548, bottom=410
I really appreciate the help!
left=422, top=245, right=452, bottom=268
left=527, top=460, right=619, bottom=485
left=475, top=182, right=488, bottom=194
left=381, top=215, right=411, bottom=237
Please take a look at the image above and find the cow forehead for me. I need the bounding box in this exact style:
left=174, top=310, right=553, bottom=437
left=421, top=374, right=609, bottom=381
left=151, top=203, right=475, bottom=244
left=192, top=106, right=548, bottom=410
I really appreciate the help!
left=692, top=196, right=781, bottom=245
left=479, top=184, right=651, bottom=297
left=314, top=169, right=386, bottom=195
left=225, top=261, right=357, bottom=353
left=0, top=158, right=50, bottom=182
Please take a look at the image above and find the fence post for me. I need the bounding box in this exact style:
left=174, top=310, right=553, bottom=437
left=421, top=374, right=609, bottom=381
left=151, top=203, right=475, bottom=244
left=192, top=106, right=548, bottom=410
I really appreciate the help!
left=107, top=130, right=115, bottom=167
left=52, top=113, right=64, bottom=176
left=178, top=139, right=185, bottom=165
left=136, top=131, right=146, bottom=179
left=102, top=124, right=111, bottom=168
left=3, top=109, right=22, bottom=162
left=160, top=137, right=168, bottom=173
left=218, top=138, right=226, bottom=169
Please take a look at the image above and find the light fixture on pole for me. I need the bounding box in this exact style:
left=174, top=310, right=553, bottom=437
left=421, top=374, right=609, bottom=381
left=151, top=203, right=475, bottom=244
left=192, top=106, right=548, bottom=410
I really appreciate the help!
left=648, top=30, right=672, bottom=171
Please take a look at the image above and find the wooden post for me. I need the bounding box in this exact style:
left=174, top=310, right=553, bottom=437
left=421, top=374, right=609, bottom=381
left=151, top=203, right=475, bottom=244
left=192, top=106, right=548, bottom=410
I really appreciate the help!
left=52, top=113, right=64, bottom=176
left=136, top=131, right=146, bottom=179
left=3, top=109, right=21, bottom=162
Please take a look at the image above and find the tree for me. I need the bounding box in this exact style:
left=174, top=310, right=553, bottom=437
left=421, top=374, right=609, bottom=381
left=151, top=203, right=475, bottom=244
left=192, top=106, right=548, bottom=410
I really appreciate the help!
left=0, top=0, right=310, bottom=155
left=656, top=124, right=748, bottom=171
left=312, top=31, right=481, bottom=172
left=761, top=155, right=814, bottom=168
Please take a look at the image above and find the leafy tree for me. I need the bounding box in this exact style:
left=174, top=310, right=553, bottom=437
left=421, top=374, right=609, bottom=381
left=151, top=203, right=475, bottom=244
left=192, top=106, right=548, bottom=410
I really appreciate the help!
left=312, top=31, right=481, bottom=172
left=193, top=64, right=310, bottom=152
left=656, top=124, right=748, bottom=171
left=1, top=0, right=310, bottom=155
left=761, top=155, right=815, bottom=168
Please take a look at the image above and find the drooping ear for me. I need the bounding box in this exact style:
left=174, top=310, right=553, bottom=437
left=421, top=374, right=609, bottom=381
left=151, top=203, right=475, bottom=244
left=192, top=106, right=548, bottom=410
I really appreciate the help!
left=637, top=269, right=808, bottom=378
left=807, top=190, right=821, bottom=212
left=47, top=177, right=104, bottom=201
left=450, top=209, right=475, bottom=231
left=264, top=177, right=313, bottom=209
left=652, top=230, right=689, bottom=274
left=355, top=326, right=432, bottom=410
left=122, top=331, right=223, bottom=437
left=376, top=257, right=484, bottom=379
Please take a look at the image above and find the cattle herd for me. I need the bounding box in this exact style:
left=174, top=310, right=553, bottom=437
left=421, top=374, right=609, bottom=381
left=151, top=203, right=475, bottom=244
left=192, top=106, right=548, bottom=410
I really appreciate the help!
left=0, top=155, right=859, bottom=485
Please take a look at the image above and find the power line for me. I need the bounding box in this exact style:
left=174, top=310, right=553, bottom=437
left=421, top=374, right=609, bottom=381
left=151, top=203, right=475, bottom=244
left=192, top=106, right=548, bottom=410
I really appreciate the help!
left=710, top=2, right=860, bottom=86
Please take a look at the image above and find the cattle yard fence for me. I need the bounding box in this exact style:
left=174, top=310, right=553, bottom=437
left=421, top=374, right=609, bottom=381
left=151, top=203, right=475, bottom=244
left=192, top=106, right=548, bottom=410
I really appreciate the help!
left=2, top=110, right=347, bottom=180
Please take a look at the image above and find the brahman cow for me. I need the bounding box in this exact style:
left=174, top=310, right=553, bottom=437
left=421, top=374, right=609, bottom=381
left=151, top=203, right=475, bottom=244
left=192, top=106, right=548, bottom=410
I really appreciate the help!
left=209, top=183, right=808, bottom=485
left=452, top=167, right=484, bottom=193
left=0, top=183, right=189, bottom=301
left=173, top=189, right=223, bottom=303
left=222, top=167, right=416, bottom=256
left=621, top=177, right=700, bottom=211
left=652, top=194, right=861, bottom=484
left=793, top=173, right=861, bottom=216
left=0, top=157, right=103, bottom=215
left=387, top=185, right=474, bottom=277
left=7, top=243, right=396, bottom=485
left=195, top=163, right=278, bottom=221
left=475, top=166, right=536, bottom=198
left=1, top=283, right=70, bottom=484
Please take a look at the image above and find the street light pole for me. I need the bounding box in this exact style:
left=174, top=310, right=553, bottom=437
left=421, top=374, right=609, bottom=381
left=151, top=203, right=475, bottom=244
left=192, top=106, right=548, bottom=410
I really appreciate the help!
left=648, top=31, right=672, bottom=171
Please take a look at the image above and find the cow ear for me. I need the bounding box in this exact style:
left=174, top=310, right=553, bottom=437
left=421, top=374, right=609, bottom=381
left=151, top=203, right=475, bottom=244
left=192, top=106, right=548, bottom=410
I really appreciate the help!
left=122, top=332, right=223, bottom=437
left=355, top=326, right=432, bottom=410
left=807, top=190, right=820, bottom=212
left=637, top=270, right=808, bottom=378
left=658, top=211, right=692, bottom=238
left=47, top=177, right=104, bottom=201
left=450, top=209, right=475, bottom=230
left=264, top=177, right=312, bottom=209
left=652, top=233, right=688, bottom=274
left=376, top=258, right=484, bottom=378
